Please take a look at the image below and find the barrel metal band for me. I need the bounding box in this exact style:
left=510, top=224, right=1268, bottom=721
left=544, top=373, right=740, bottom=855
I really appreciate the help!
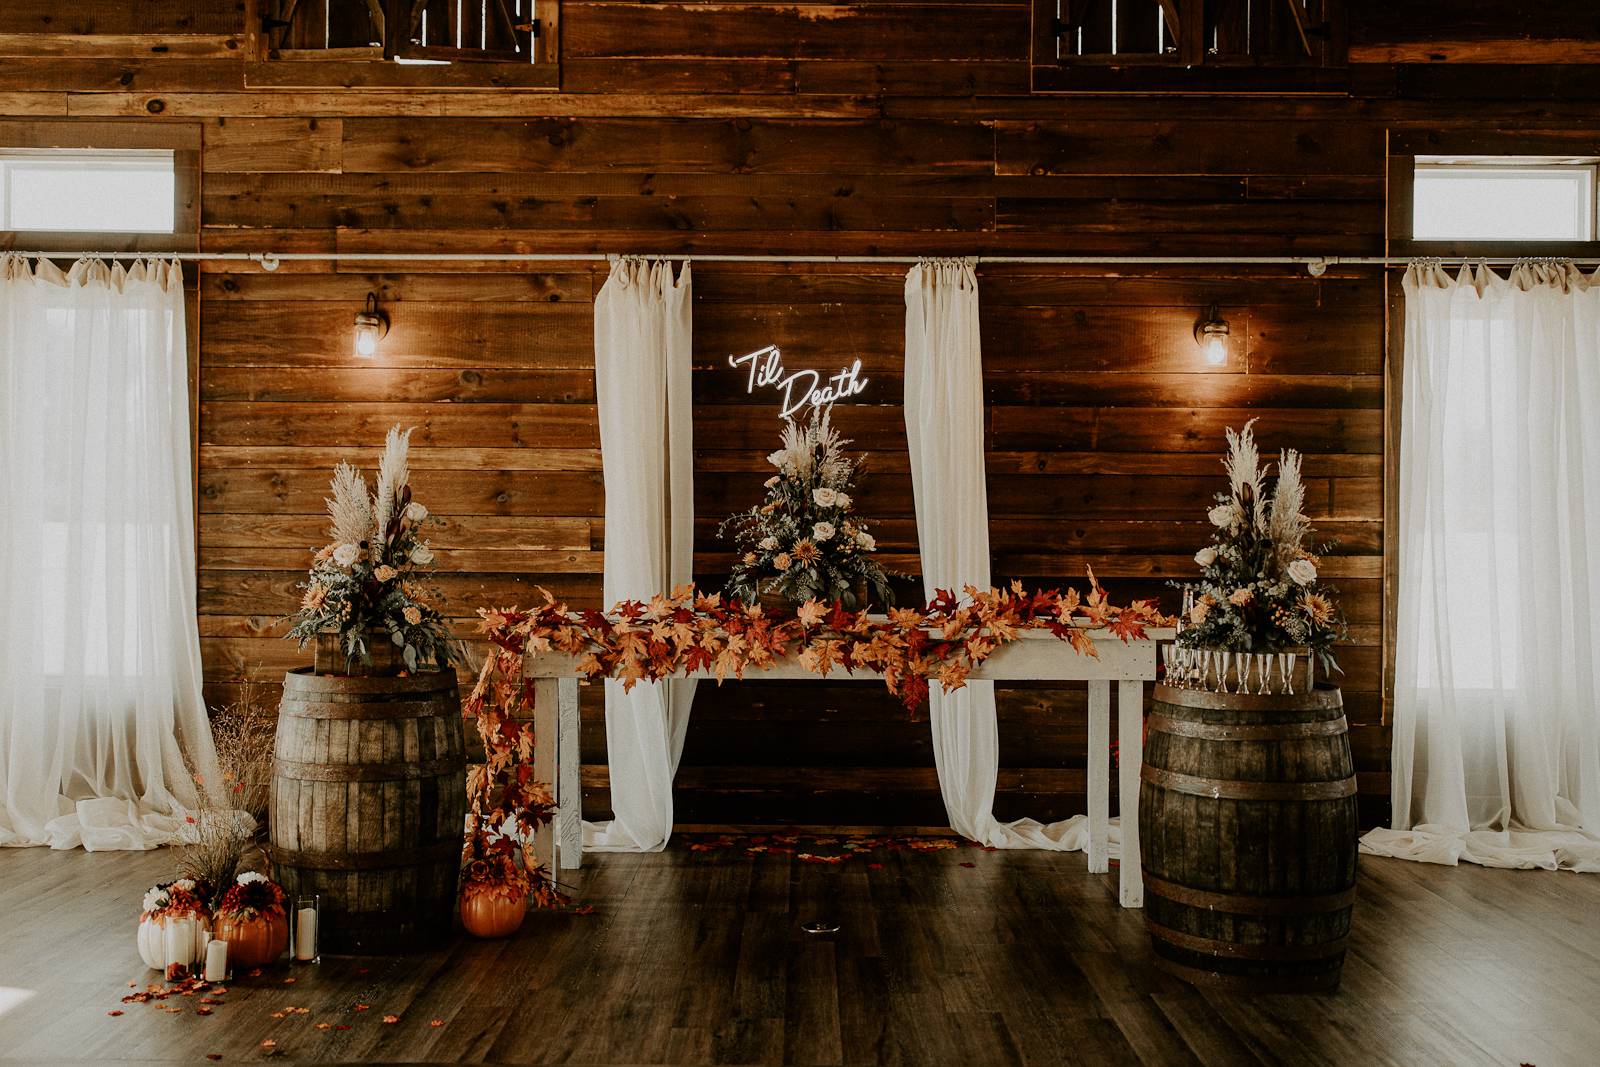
left=1146, top=712, right=1347, bottom=742
left=1145, top=919, right=1348, bottom=962
left=1140, top=765, right=1358, bottom=801
left=272, top=756, right=463, bottom=782
left=272, top=840, right=460, bottom=871
left=280, top=699, right=453, bottom=721
left=1143, top=872, right=1357, bottom=915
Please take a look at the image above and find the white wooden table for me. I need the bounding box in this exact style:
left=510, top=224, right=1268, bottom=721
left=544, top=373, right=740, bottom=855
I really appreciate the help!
left=523, top=625, right=1174, bottom=908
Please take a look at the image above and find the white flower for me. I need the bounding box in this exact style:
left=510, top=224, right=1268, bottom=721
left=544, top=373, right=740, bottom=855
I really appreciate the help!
left=1287, top=559, right=1318, bottom=586
left=759, top=536, right=779, bottom=551
left=171, top=878, right=196, bottom=892
left=834, top=493, right=851, bottom=510
left=1194, top=547, right=1218, bottom=567
left=410, top=545, right=434, bottom=566
left=1208, top=503, right=1238, bottom=528
left=142, top=885, right=170, bottom=913
left=812, top=521, right=836, bottom=542
left=856, top=531, right=876, bottom=551
left=764, top=476, right=780, bottom=489
left=237, top=871, right=268, bottom=885
left=333, top=543, right=360, bottom=567
left=404, top=501, right=428, bottom=522
left=813, top=487, right=839, bottom=508
left=767, top=449, right=795, bottom=473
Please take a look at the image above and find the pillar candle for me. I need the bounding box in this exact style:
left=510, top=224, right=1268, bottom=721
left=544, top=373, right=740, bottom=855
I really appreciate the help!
left=294, top=906, right=317, bottom=961
left=203, top=938, right=228, bottom=982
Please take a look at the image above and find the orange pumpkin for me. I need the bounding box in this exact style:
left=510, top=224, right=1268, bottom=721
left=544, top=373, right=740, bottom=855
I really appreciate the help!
left=213, top=911, right=289, bottom=968
left=460, top=892, right=527, bottom=939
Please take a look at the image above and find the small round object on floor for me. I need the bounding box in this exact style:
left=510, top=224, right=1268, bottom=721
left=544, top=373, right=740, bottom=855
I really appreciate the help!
left=801, top=921, right=840, bottom=935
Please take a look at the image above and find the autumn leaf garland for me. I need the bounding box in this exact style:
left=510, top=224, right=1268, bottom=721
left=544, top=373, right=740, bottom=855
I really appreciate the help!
left=470, top=573, right=1171, bottom=717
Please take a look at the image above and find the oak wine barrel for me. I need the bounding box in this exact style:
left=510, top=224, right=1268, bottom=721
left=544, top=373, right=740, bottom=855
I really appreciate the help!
left=270, top=667, right=466, bottom=954
left=1139, top=683, right=1358, bottom=993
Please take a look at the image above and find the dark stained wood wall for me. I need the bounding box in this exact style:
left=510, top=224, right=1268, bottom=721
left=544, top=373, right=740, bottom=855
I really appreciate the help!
left=3, top=0, right=1597, bottom=830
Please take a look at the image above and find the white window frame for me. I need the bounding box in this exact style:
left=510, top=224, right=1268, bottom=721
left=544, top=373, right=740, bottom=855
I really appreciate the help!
left=1411, top=156, right=1600, bottom=243
left=0, top=148, right=177, bottom=234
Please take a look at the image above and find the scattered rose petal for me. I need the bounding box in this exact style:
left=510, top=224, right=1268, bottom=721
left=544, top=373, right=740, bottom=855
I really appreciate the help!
left=206, top=1056, right=222, bottom=1062
left=283, top=977, right=296, bottom=984
left=354, top=1003, right=370, bottom=1012
left=247, top=968, right=262, bottom=978
left=271, top=1011, right=287, bottom=1019
left=196, top=1007, right=213, bottom=1016
left=430, top=1019, right=444, bottom=1027
left=335, top=1024, right=352, bottom=1031
left=209, top=986, right=227, bottom=994
left=261, top=1039, right=276, bottom=1048
left=382, top=1014, right=400, bottom=1024
left=107, top=1010, right=123, bottom=1017
left=292, top=1007, right=310, bottom=1015
left=959, top=861, right=976, bottom=868
left=867, top=863, right=884, bottom=870
left=315, top=1022, right=332, bottom=1031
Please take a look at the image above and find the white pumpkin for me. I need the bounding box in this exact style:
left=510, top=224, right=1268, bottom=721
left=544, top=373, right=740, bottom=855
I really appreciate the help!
left=136, top=913, right=209, bottom=972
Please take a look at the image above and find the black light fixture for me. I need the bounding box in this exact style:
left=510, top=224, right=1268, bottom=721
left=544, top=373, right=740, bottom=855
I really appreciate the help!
left=353, top=292, right=388, bottom=358
left=1194, top=304, right=1230, bottom=366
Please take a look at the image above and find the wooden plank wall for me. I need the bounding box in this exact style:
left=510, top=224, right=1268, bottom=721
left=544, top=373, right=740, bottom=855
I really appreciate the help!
left=3, top=0, right=1596, bottom=830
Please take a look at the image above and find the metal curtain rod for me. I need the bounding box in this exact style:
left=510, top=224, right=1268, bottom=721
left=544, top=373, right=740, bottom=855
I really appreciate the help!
left=9, top=251, right=1600, bottom=277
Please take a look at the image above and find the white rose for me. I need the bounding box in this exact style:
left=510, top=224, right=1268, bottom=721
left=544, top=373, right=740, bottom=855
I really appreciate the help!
left=813, top=487, right=839, bottom=508
left=332, top=543, right=360, bottom=567
left=834, top=493, right=851, bottom=510
left=767, top=450, right=790, bottom=471
left=1208, top=503, right=1237, bottom=528
left=856, top=531, right=876, bottom=551
left=1287, top=559, right=1318, bottom=586
left=410, top=545, right=434, bottom=566
left=1194, top=547, right=1218, bottom=567
left=812, top=521, right=836, bottom=542
left=759, top=536, right=779, bottom=551
left=404, top=501, right=428, bottom=522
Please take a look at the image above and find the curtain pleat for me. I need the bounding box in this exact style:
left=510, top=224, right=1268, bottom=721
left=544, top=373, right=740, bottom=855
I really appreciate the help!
left=0, top=255, right=218, bottom=851
left=1362, top=261, right=1600, bottom=872
left=586, top=258, right=698, bottom=852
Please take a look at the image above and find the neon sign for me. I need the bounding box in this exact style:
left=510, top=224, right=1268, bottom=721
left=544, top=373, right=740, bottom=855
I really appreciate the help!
left=728, top=345, right=869, bottom=418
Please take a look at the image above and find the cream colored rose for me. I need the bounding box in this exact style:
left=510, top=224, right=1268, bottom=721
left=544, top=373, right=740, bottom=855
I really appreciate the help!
left=403, top=606, right=423, bottom=625
left=813, top=487, right=839, bottom=508
left=404, top=501, right=428, bottom=522
left=759, top=536, right=779, bottom=551
left=1287, top=558, right=1318, bottom=586
left=1208, top=503, right=1238, bottom=528
left=835, top=492, right=852, bottom=510
left=1195, top=547, right=1218, bottom=567
left=812, top=521, right=836, bottom=542
left=856, top=531, right=876, bottom=551
left=774, top=552, right=793, bottom=571
left=410, top=545, right=434, bottom=566
left=374, top=565, right=398, bottom=582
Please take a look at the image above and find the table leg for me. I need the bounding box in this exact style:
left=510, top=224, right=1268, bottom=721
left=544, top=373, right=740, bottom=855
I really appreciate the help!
left=557, top=678, right=582, bottom=870
left=1087, top=680, right=1110, bottom=874
left=531, top=678, right=557, bottom=885
left=1117, top=679, right=1144, bottom=908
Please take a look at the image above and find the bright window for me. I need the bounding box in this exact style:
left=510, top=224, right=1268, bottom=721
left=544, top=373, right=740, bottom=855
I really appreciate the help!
left=0, top=149, right=175, bottom=233
left=1413, top=159, right=1597, bottom=241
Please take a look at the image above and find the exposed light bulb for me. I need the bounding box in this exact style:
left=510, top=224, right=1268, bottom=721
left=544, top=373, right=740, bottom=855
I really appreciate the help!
left=353, top=292, right=388, bottom=359
left=354, top=325, right=379, bottom=358
left=1194, top=304, right=1230, bottom=367
left=1202, top=333, right=1227, bottom=365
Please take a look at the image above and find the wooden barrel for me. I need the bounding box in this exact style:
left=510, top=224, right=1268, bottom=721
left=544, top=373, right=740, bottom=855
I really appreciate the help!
left=270, top=668, right=466, bottom=954
left=1139, top=683, right=1358, bottom=993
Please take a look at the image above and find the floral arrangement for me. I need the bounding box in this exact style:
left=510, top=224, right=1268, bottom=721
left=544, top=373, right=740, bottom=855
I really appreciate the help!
left=140, top=878, right=211, bottom=921
left=718, top=411, right=896, bottom=610
left=460, top=641, right=564, bottom=912
left=473, top=574, right=1168, bottom=716
left=1175, top=420, right=1346, bottom=676
left=214, top=871, right=288, bottom=922
left=284, top=426, right=461, bottom=673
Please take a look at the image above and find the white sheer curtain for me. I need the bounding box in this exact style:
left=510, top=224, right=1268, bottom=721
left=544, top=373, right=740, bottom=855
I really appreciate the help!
left=1361, top=262, right=1600, bottom=872
left=0, top=256, right=217, bottom=851
left=586, top=258, right=698, bottom=852
left=904, top=258, right=1107, bottom=852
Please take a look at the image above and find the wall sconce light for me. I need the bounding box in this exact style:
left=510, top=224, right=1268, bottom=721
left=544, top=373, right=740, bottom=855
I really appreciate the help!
left=353, top=292, right=388, bottom=358
left=1194, top=304, right=1230, bottom=366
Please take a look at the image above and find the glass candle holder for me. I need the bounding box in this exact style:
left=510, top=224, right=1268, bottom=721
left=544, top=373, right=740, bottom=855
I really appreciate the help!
left=292, top=895, right=320, bottom=963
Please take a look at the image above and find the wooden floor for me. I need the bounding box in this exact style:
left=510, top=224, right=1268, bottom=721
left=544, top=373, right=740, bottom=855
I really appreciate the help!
left=1, top=843, right=1596, bottom=1066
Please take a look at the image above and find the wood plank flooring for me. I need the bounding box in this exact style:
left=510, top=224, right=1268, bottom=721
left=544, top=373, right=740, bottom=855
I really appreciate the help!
left=0, top=843, right=1596, bottom=1065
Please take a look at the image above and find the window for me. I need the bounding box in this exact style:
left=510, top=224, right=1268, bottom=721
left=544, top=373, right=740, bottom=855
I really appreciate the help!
left=1413, top=159, right=1597, bottom=242
left=0, top=150, right=176, bottom=234
left=1031, top=0, right=1345, bottom=91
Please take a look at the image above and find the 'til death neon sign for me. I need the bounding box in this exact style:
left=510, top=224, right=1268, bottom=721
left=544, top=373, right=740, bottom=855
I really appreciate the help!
left=728, top=345, right=869, bottom=418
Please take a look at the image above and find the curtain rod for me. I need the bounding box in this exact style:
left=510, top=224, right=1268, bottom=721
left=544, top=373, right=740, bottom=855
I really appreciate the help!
left=9, top=251, right=1600, bottom=277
